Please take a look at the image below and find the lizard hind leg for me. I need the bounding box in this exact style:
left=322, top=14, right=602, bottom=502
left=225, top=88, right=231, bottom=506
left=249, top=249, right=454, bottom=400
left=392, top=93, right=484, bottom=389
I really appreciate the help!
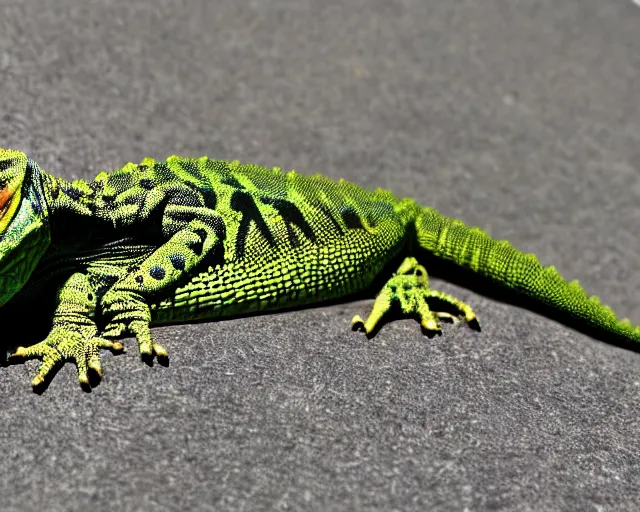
left=351, top=257, right=479, bottom=337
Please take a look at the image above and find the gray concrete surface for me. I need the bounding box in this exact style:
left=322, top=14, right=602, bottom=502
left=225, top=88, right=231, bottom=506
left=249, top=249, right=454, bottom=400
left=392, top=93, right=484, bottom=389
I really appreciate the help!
left=0, top=0, right=639, bottom=510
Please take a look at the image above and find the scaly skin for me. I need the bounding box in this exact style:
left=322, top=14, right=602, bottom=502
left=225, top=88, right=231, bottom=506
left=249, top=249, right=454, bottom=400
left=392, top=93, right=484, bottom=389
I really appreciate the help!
left=0, top=148, right=636, bottom=390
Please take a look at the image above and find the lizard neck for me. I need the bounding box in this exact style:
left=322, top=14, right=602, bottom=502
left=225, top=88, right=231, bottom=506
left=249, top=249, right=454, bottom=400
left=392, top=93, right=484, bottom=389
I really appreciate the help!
left=42, top=172, right=98, bottom=219
left=40, top=172, right=111, bottom=256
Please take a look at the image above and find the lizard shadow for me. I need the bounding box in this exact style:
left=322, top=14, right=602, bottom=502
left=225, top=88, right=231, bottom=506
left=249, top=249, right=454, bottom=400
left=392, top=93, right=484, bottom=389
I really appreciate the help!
left=2, top=249, right=638, bottom=394
left=0, top=293, right=69, bottom=393
left=0, top=294, right=56, bottom=362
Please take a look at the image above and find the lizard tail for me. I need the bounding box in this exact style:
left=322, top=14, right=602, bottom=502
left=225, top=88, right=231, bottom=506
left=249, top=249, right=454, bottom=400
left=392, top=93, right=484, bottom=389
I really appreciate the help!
left=415, top=207, right=640, bottom=343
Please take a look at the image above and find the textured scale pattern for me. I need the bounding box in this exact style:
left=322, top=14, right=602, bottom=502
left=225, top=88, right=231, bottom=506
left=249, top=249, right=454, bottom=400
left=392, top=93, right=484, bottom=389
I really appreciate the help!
left=0, top=147, right=635, bottom=390
left=89, top=156, right=413, bottom=322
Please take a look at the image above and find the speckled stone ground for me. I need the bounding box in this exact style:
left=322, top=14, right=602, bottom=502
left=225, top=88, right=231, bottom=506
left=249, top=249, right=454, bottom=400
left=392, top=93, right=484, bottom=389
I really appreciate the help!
left=1, top=1, right=639, bottom=510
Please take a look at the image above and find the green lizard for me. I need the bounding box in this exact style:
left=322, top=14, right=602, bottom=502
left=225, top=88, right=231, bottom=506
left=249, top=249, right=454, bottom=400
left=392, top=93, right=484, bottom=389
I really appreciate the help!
left=0, top=147, right=637, bottom=389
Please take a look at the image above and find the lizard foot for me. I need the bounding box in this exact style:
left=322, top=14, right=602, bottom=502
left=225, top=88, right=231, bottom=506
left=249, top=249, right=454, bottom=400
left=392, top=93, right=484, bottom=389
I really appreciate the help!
left=9, top=330, right=123, bottom=389
left=9, top=272, right=124, bottom=389
left=101, top=290, right=168, bottom=363
left=351, top=256, right=479, bottom=336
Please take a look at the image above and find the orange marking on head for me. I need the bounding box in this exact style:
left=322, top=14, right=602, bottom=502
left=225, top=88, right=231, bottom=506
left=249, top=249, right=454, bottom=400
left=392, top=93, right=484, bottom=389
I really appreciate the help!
left=0, top=183, right=12, bottom=212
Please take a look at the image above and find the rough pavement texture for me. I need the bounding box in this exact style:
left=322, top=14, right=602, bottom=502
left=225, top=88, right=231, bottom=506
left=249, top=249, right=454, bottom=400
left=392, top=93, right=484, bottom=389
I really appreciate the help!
left=0, top=1, right=639, bottom=510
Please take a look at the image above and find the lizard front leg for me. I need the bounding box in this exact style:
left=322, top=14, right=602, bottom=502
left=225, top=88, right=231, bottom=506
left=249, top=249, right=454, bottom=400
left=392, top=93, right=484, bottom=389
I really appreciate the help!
left=100, top=207, right=225, bottom=360
left=9, top=272, right=123, bottom=388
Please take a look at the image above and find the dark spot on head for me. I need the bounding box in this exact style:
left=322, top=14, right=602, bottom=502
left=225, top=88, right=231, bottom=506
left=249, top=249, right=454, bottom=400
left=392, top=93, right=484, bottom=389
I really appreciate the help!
left=149, top=265, right=166, bottom=280
left=139, top=178, right=154, bottom=190
left=169, top=253, right=186, bottom=271
left=135, top=275, right=144, bottom=284
left=0, top=158, right=17, bottom=172
left=87, top=293, right=93, bottom=301
left=138, top=164, right=149, bottom=172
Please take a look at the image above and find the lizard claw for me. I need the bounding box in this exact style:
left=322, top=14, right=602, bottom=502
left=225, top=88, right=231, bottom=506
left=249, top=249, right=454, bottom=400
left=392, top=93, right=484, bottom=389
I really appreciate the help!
left=128, top=320, right=169, bottom=363
left=9, top=334, right=124, bottom=389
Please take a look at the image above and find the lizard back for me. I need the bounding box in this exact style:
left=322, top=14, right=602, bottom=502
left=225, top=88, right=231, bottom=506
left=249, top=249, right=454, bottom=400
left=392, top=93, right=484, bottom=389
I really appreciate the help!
left=74, top=157, right=419, bottom=323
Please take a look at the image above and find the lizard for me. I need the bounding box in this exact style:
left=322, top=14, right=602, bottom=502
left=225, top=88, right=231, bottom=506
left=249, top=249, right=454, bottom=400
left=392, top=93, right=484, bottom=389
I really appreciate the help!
left=0, top=147, right=637, bottom=390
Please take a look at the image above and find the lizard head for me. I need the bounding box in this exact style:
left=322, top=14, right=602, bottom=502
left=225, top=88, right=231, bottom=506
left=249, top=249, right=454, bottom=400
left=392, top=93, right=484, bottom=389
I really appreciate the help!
left=0, top=149, right=51, bottom=306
